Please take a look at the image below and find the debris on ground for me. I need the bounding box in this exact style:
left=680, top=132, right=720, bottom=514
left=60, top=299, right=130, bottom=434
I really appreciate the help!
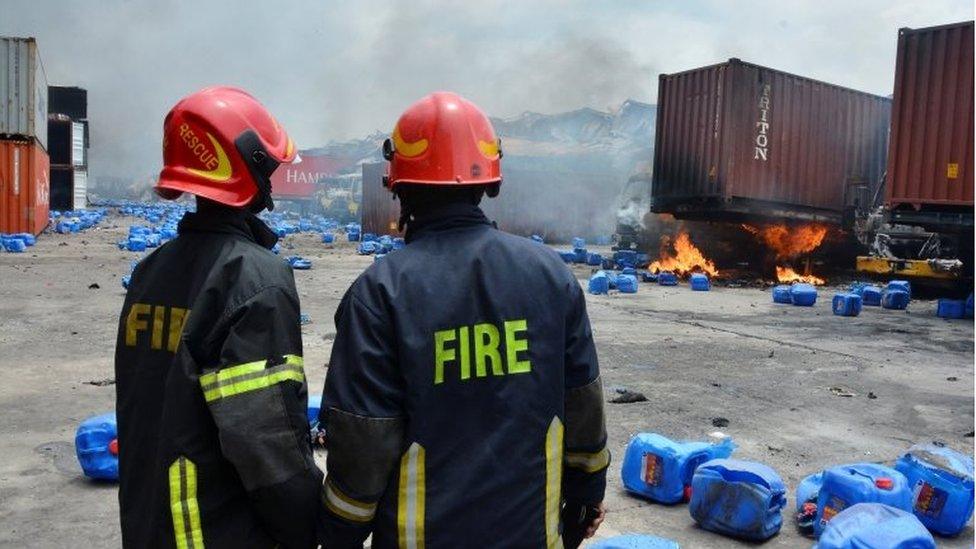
left=711, top=417, right=730, bottom=428
left=609, top=387, right=648, bottom=403
left=83, top=378, right=115, bottom=387
left=829, top=386, right=857, bottom=397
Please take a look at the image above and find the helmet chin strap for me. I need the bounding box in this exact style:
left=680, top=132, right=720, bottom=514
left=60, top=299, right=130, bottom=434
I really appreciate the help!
left=236, top=130, right=280, bottom=213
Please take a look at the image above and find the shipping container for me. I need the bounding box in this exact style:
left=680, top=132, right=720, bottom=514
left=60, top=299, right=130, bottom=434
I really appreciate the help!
left=1, top=37, right=48, bottom=150
left=48, top=85, right=87, bottom=119
left=885, top=21, right=974, bottom=233
left=651, top=58, right=891, bottom=224
left=0, top=139, right=49, bottom=235
left=271, top=153, right=355, bottom=199
left=50, top=166, right=89, bottom=211
left=360, top=161, right=402, bottom=236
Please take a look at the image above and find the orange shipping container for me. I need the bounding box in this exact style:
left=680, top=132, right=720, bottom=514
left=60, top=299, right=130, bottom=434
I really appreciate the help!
left=0, top=139, right=50, bottom=235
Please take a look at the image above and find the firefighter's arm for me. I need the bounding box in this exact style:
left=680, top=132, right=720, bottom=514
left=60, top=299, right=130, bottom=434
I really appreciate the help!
left=317, top=290, right=405, bottom=549
left=563, top=282, right=610, bottom=506
left=202, top=285, right=322, bottom=549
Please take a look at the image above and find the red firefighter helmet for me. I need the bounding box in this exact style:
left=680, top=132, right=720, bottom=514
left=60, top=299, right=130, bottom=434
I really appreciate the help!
left=384, top=91, right=502, bottom=190
left=155, top=86, right=296, bottom=208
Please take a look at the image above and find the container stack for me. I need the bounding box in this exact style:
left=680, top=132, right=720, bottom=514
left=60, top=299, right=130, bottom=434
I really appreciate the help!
left=48, top=86, right=88, bottom=211
left=0, top=36, right=50, bottom=236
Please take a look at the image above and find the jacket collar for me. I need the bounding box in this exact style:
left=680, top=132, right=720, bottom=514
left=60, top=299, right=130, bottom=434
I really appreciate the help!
left=404, top=202, right=493, bottom=243
left=177, top=206, right=279, bottom=249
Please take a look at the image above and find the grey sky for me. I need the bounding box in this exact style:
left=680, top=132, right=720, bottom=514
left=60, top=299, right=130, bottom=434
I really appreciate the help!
left=2, top=0, right=972, bottom=181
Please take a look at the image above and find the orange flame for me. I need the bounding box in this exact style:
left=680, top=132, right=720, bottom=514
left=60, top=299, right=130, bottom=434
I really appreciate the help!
left=649, top=232, right=719, bottom=276
left=741, top=223, right=829, bottom=260
left=776, top=266, right=825, bottom=285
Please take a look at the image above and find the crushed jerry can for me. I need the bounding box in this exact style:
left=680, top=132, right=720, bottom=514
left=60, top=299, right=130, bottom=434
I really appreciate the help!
left=357, top=241, right=377, bottom=255
left=658, top=271, right=678, bottom=286
left=558, top=250, right=575, bottom=263
left=75, top=412, right=119, bottom=481
left=832, top=293, right=862, bottom=317
left=588, top=271, right=610, bottom=295
left=795, top=471, right=825, bottom=535
left=882, top=289, right=910, bottom=310
left=772, top=285, right=792, bottom=304
left=895, top=443, right=975, bottom=536
left=587, top=253, right=604, bottom=266
left=621, top=432, right=736, bottom=504
left=815, top=503, right=935, bottom=549
left=690, top=273, right=710, bottom=291
left=587, top=534, right=680, bottom=549
left=814, top=462, right=912, bottom=537
left=689, top=459, right=787, bottom=540
left=887, top=280, right=912, bottom=299
left=617, top=274, right=638, bottom=294
left=936, top=299, right=966, bottom=319
left=861, top=285, right=882, bottom=306
left=573, top=247, right=588, bottom=264
left=572, top=237, right=586, bottom=249
left=641, top=271, right=657, bottom=283
left=322, top=233, right=335, bottom=244
left=790, top=284, right=818, bottom=306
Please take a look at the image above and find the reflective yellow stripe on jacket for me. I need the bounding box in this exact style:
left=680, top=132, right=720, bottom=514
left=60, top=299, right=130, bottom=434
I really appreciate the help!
left=199, top=355, right=304, bottom=403
left=169, top=456, right=204, bottom=549
left=397, top=442, right=426, bottom=549
left=323, top=478, right=378, bottom=523
left=565, top=447, right=610, bottom=473
left=545, top=417, right=564, bottom=549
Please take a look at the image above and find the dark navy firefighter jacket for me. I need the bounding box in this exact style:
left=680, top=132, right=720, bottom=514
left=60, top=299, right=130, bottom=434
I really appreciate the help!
left=318, top=203, right=609, bottom=548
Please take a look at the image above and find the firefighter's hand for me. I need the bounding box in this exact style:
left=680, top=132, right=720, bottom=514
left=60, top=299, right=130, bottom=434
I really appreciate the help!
left=584, top=502, right=606, bottom=539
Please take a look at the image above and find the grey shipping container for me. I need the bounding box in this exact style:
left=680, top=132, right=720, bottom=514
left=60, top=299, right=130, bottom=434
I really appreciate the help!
left=1, top=37, right=47, bottom=149
left=651, top=58, right=891, bottom=224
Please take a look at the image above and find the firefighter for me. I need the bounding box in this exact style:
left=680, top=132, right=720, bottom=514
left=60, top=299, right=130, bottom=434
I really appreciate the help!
left=317, top=91, right=609, bottom=548
left=114, top=86, right=322, bottom=548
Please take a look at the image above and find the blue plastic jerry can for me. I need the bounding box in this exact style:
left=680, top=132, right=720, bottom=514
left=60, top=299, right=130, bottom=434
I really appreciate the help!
left=587, top=253, right=604, bottom=266
left=657, top=271, right=678, bottom=286
left=936, top=299, right=966, bottom=319
left=75, top=412, right=119, bottom=481
left=772, top=285, right=792, bottom=304
left=832, top=293, right=862, bottom=317
left=815, top=503, right=935, bottom=549
left=882, top=289, right=910, bottom=310
left=689, top=273, right=710, bottom=291
left=621, top=432, right=736, bottom=504
left=588, top=271, right=610, bottom=295
left=617, top=274, right=639, bottom=294
left=587, top=534, right=680, bottom=549
left=689, top=459, right=787, bottom=540
left=895, top=443, right=975, bottom=536
left=814, top=463, right=912, bottom=537
left=790, top=283, right=818, bottom=306
left=887, top=280, right=912, bottom=299
left=861, top=286, right=883, bottom=306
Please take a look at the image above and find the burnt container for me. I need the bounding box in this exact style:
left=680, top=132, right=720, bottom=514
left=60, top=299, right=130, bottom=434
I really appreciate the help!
left=651, top=58, right=891, bottom=225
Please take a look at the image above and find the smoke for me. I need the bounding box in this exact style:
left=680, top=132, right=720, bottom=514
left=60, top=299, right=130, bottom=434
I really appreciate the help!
left=2, top=0, right=970, bottom=190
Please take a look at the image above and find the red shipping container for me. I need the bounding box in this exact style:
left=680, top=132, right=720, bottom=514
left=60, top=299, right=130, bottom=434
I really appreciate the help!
left=886, top=21, right=974, bottom=216
left=652, top=59, right=891, bottom=224
left=271, top=154, right=355, bottom=199
left=0, top=139, right=49, bottom=235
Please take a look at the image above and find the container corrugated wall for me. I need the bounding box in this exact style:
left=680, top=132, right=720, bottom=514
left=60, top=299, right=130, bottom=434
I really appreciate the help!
left=360, top=162, right=401, bottom=236
left=652, top=59, right=891, bottom=223
left=1, top=37, right=48, bottom=149
left=886, top=21, right=974, bottom=210
left=1, top=139, right=50, bottom=235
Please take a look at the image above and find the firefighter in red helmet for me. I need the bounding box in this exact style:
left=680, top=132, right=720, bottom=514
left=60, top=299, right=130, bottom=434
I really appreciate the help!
left=115, top=86, right=322, bottom=548
left=317, top=91, right=609, bottom=548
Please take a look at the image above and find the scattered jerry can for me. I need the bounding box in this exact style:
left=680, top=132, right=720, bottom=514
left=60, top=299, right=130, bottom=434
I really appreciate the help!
left=936, top=299, right=966, bottom=319
left=374, top=253, right=386, bottom=261
left=307, top=394, right=323, bottom=426
left=832, top=293, right=862, bottom=317
left=144, top=233, right=161, bottom=248
left=690, top=273, right=710, bottom=291
left=815, top=503, right=935, bottom=549
left=160, top=227, right=177, bottom=239
left=357, top=241, right=378, bottom=255
left=882, top=289, right=910, bottom=310
left=586, top=253, right=604, bottom=266
left=887, top=280, right=912, bottom=299
left=621, top=432, right=736, bottom=504
left=790, top=284, right=818, bottom=306
left=621, top=267, right=637, bottom=276
left=861, top=285, right=883, bottom=306
left=641, top=271, right=657, bottom=283
left=530, top=234, right=544, bottom=244
left=795, top=471, right=825, bottom=535
left=558, top=250, right=576, bottom=263
left=617, top=274, right=639, bottom=294
left=895, top=443, right=975, bottom=536
left=75, top=412, right=119, bottom=481
left=658, top=271, right=678, bottom=286
left=12, top=233, right=35, bottom=246
left=393, top=238, right=406, bottom=250
left=614, top=250, right=638, bottom=269
left=689, top=459, right=787, bottom=541
left=573, top=247, right=588, bottom=264
left=772, top=285, right=793, bottom=304
left=322, top=233, right=335, bottom=244
left=587, top=534, right=680, bottom=549
left=588, top=271, right=610, bottom=295
left=572, top=237, right=586, bottom=249
left=966, top=293, right=974, bottom=318
left=606, top=272, right=619, bottom=290
left=601, top=257, right=616, bottom=270
left=287, top=256, right=312, bottom=270
left=121, top=275, right=131, bottom=289
left=347, top=230, right=361, bottom=242
left=126, top=238, right=147, bottom=252
left=2, top=238, right=26, bottom=252
left=814, top=463, right=912, bottom=537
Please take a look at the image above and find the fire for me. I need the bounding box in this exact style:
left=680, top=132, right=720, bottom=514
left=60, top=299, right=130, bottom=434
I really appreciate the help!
left=741, top=223, right=828, bottom=260
left=776, top=266, right=825, bottom=285
left=648, top=232, right=719, bottom=276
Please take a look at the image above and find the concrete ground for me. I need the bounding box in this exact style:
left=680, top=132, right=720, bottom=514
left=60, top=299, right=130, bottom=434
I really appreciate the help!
left=0, top=213, right=973, bottom=548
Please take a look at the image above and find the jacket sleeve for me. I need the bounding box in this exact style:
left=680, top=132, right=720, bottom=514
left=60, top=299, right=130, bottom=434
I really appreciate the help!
left=562, top=282, right=609, bottom=505
left=201, top=285, right=323, bottom=548
left=317, top=289, right=406, bottom=549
